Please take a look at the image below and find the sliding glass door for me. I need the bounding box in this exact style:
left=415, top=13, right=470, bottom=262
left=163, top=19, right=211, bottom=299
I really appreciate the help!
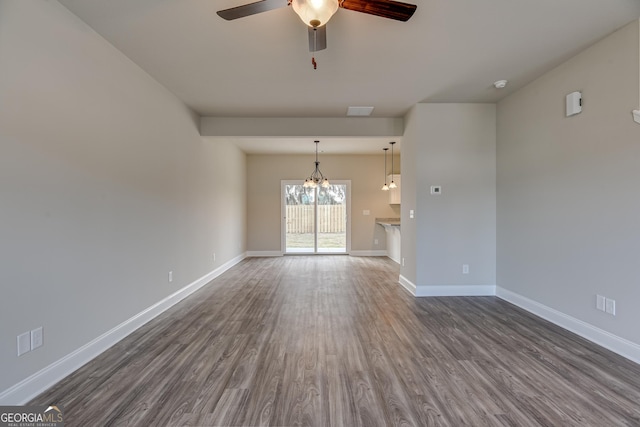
left=282, top=180, right=350, bottom=254
left=284, top=182, right=316, bottom=253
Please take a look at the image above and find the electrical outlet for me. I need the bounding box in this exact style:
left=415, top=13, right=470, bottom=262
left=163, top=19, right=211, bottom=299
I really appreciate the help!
left=374, top=239, right=379, bottom=245
left=462, top=264, right=469, bottom=274
left=605, top=298, right=616, bottom=316
left=362, top=210, right=370, bottom=216
left=409, top=210, right=414, bottom=219
left=213, top=253, right=216, bottom=262
left=596, top=295, right=605, bottom=311
left=402, top=257, right=405, bottom=267
left=17, top=332, right=30, bottom=356
left=168, top=271, right=173, bottom=283
left=31, top=327, right=43, bottom=350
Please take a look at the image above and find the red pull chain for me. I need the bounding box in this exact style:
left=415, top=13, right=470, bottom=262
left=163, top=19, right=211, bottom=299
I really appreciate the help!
left=311, top=26, right=318, bottom=70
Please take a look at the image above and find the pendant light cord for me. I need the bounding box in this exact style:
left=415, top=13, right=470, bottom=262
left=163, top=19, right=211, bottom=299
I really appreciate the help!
left=382, top=148, right=389, bottom=190
left=389, top=141, right=396, bottom=188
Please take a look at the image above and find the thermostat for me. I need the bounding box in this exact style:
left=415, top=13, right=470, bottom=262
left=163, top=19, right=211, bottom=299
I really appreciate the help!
left=566, top=91, right=582, bottom=117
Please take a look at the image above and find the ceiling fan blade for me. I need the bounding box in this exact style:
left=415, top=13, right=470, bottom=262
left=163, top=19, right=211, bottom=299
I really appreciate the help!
left=217, top=0, right=288, bottom=20
left=308, top=25, right=327, bottom=52
left=340, top=0, right=417, bottom=22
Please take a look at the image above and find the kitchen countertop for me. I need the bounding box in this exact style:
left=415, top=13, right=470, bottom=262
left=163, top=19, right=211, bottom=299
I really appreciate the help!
left=375, top=217, right=401, bottom=227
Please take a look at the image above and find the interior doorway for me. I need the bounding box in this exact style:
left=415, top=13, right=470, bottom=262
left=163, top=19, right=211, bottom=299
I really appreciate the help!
left=282, top=180, right=351, bottom=254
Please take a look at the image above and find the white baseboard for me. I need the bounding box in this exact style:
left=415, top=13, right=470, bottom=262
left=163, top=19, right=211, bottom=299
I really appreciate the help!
left=349, top=250, right=388, bottom=257
left=496, top=287, right=640, bottom=365
left=247, top=250, right=388, bottom=257
left=246, top=251, right=283, bottom=257
left=387, top=255, right=401, bottom=264
left=398, top=276, right=495, bottom=297
left=415, top=284, right=496, bottom=297
left=399, top=275, right=417, bottom=295
left=0, top=253, right=246, bottom=405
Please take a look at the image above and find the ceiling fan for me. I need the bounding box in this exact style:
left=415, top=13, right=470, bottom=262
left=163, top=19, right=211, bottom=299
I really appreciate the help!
left=217, top=0, right=417, bottom=67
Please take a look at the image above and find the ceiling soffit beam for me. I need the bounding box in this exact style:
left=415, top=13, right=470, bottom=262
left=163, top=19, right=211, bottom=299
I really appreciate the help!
left=200, top=117, right=404, bottom=137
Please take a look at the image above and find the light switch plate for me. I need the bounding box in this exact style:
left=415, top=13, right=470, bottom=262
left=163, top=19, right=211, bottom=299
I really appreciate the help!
left=596, top=294, right=605, bottom=311
left=31, top=327, right=43, bottom=350
left=605, top=298, right=616, bottom=315
left=633, top=110, right=640, bottom=124
left=17, top=332, right=31, bottom=356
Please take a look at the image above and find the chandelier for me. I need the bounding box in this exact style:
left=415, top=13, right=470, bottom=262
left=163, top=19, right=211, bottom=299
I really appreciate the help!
left=304, top=140, right=330, bottom=188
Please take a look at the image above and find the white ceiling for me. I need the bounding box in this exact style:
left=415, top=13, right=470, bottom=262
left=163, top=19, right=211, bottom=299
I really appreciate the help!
left=59, top=0, right=640, bottom=153
left=207, top=136, right=401, bottom=154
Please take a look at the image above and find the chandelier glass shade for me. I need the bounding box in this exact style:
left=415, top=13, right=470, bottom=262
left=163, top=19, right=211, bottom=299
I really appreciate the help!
left=304, top=140, right=330, bottom=189
left=291, top=0, right=339, bottom=28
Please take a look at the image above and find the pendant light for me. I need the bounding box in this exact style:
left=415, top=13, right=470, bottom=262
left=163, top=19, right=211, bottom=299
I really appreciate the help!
left=381, top=147, right=389, bottom=191
left=389, top=141, right=397, bottom=189
left=304, top=140, right=330, bottom=189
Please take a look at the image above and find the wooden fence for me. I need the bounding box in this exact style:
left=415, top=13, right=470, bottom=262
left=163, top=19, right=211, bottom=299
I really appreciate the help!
left=286, top=205, right=346, bottom=233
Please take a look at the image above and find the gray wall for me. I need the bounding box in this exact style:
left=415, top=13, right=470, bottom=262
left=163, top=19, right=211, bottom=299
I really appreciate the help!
left=497, top=20, right=640, bottom=344
left=0, top=1, right=246, bottom=393
left=246, top=154, right=400, bottom=253
left=402, top=104, right=497, bottom=293
left=400, top=107, right=419, bottom=283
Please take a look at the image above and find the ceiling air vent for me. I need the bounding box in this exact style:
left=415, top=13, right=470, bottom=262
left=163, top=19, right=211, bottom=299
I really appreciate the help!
left=347, top=106, right=374, bottom=117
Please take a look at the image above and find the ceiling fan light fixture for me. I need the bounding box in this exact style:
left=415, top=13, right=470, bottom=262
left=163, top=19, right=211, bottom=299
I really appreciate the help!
left=291, top=0, right=339, bottom=27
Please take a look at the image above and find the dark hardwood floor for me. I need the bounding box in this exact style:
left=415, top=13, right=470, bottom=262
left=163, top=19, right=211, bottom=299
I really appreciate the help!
left=31, top=256, right=640, bottom=426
